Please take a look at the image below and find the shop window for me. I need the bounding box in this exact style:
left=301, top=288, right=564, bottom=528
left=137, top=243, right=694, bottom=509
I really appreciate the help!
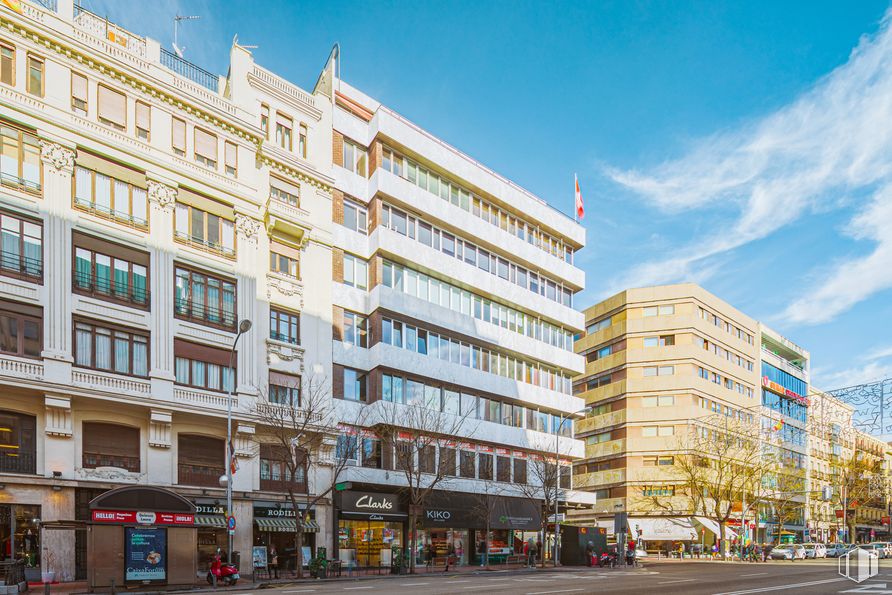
left=82, top=422, right=139, bottom=471
left=460, top=450, right=475, bottom=478
left=478, top=453, right=493, bottom=480
left=0, top=125, right=41, bottom=193
left=0, top=410, right=35, bottom=474
left=74, top=319, right=149, bottom=377
left=73, top=232, right=148, bottom=307
left=513, top=458, right=527, bottom=484
left=174, top=339, right=235, bottom=393
left=174, top=265, right=236, bottom=329
left=0, top=211, right=41, bottom=280
left=178, top=434, right=225, bottom=487
left=0, top=299, right=42, bottom=358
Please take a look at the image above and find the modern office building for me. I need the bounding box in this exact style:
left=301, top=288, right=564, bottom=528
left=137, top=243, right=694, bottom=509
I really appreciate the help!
left=325, top=75, right=590, bottom=567
left=0, top=0, right=334, bottom=582
left=569, top=284, right=761, bottom=545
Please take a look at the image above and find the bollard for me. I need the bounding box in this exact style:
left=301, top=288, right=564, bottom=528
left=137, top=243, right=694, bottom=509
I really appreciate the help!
left=110, top=579, right=116, bottom=595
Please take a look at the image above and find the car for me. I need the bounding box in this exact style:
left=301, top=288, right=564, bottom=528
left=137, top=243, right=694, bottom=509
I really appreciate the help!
left=861, top=543, right=890, bottom=559
left=770, top=544, right=807, bottom=560
left=826, top=543, right=851, bottom=558
left=802, top=543, right=827, bottom=559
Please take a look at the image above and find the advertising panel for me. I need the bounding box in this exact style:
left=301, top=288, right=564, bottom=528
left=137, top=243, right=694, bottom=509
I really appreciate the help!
left=124, top=527, right=167, bottom=583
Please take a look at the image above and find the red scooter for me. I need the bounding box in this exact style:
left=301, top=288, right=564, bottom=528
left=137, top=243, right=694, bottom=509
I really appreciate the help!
left=207, top=554, right=240, bottom=586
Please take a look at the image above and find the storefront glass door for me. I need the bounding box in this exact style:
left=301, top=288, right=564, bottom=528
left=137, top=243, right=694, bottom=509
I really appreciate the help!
left=338, top=519, right=403, bottom=568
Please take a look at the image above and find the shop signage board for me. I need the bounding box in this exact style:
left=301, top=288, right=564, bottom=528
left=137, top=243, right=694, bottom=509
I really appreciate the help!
left=340, top=491, right=405, bottom=516
left=124, top=527, right=166, bottom=583
left=419, top=493, right=541, bottom=530
left=92, top=510, right=194, bottom=525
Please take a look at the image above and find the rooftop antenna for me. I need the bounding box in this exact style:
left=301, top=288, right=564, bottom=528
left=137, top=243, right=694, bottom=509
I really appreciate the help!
left=173, top=14, right=200, bottom=58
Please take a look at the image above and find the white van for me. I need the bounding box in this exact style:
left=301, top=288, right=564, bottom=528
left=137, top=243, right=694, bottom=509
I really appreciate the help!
left=802, top=543, right=827, bottom=559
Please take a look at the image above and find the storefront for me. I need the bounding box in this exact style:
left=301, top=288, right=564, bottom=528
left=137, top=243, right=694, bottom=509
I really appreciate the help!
left=87, top=486, right=197, bottom=589
left=0, top=504, right=42, bottom=581
left=336, top=490, right=406, bottom=569
left=193, top=500, right=227, bottom=572
left=252, top=502, right=319, bottom=572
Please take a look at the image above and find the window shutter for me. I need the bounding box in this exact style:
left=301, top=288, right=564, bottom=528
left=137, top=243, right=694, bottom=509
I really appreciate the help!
left=276, top=113, right=292, bottom=129
left=172, top=118, right=186, bottom=152
left=135, top=102, right=150, bottom=130
left=194, top=128, right=217, bottom=161
left=97, top=85, right=126, bottom=127
left=71, top=72, right=88, bottom=102
left=224, top=141, right=237, bottom=170
left=83, top=423, right=139, bottom=458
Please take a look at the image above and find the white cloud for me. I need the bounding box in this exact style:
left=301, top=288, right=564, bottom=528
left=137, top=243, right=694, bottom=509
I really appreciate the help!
left=606, top=10, right=892, bottom=321
left=813, top=359, right=892, bottom=391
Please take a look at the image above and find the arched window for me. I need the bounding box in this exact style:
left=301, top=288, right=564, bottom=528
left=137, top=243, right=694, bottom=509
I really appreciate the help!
left=82, top=422, right=140, bottom=472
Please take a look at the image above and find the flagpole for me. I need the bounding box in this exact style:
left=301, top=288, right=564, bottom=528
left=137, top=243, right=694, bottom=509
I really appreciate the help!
left=573, top=173, right=578, bottom=223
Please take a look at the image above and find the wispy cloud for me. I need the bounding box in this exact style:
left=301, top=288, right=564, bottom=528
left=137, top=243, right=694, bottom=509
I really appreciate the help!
left=606, top=9, right=892, bottom=323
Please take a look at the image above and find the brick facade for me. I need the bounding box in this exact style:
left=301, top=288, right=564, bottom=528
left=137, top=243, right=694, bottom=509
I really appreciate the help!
left=332, top=188, right=344, bottom=225
left=332, top=248, right=344, bottom=283
left=332, top=305, right=344, bottom=341
left=368, top=140, right=382, bottom=178
left=332, top=130, right=344, bottom=167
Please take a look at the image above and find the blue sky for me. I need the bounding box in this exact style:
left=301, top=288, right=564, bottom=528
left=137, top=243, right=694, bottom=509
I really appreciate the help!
left=86, top=0, right=892, bottom=391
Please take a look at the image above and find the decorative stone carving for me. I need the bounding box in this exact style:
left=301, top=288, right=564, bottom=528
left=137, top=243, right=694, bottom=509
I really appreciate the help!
left=267, top=340, right=305, bottom=370
left=235, top=423, right=255, bottom=458
left=38, top=140, right=75, bottom=172
left=45, top=395, right=72, bottom=437
left=76, top=467, right=147, bottom=481
left=267, top=274, right=304, bottom=308
left=147, top=180, right=177, bottom=212
left=235, top=213, right=262, bottom=243
left=149, top=409, right=172, bottom=448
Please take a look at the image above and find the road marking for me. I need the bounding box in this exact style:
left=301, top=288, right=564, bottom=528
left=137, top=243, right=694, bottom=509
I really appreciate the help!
left=448, top=580, right=472, bottom=583
left=658, top=578, right=697, bottom=585
left=283, top=591, right=317, bottom=594
left=400, top=584, right=429, bottom=587
left=740, top=573, right=768, bottom=577
left=525, top=590, right=585, bottom=595
left=466, top=586, right=510, bottom=590
left=342, top=588, right=374, bottom=591
left=713, top=577, right=848, bottom=594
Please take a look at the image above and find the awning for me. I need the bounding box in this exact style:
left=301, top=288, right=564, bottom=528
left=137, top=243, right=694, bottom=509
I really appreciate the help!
left=629, top=517, right=698, bottom=541
left=695, top=517, right=739, bottom=540
left=195, top=515, right=226, bottom=528
left=254, top=518, right=319, bottom=533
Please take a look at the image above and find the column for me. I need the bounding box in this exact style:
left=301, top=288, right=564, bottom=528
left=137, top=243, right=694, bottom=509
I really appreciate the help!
left=234, top=213, right=262, bottom=394
left=146, top=180, right=177, bottom=396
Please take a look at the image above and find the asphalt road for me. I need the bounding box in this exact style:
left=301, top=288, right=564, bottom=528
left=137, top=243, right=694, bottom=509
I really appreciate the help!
left=242, top=559, right=892, bottom=595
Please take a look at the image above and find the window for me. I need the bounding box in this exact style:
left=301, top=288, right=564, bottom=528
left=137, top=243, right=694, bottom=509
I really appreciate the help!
left=643, top=337, right=658, bottom=348
left=336, top=434, right=358, bottom=461
left=0, top=125, right=41, bottom=192
left=460, top=450, right=475, bottom=478
left=0, top=410, right=35, bottom=474
left=0, top=212, right=41, bottom=280
left=82, top=422, right=139, bottom=472
left=343, top=254, right=368, bottom=289
left=74, top=320, right=148, bottom=377
left=174, top=203, right=235, bottom=257
left=642, top=426, right=674, bottom=437
left=343, top=311, right=368, bottom=347
left=496, top=456, right=512, bottom=482
left=343, top=367, right=366, bottom=401
left=342, top=139, right=367, bottom=176
left=659, top=305, right=675, bottom=315
left=586, top=316, right=612, bottom=334
left=343, top=200, right=368, bottom=234
left=478, top=453, right=493, bottom=480
left=585, top=432, right=611, bottom=445
left=97, top=84, right=125, bottom=129
left=71, top=72, right=88, bottom=115
left=260, top=444, right=306, bottom=492
left=275, top=113, right=292, bottom=150
left=642, top=395, right=675, bottom=407
left=260, top=104, right=269, bottom=138
left=362, top=437, right=382, bottom=469
left=194, top=128, right=217, bottom=168
left=73, top=234, right=148, bottom=306
left=439, top=447, right=456, bottom=476
left=643, top=456, right=675, bottom=467
left=26, top=55, right=43, bottom=97
left=174, top=266, right=236, bottom=329
left=269, top=372, right=301, bottom=406
left=270, top=308, right=300, bottom=344
left=270, top=179, right=299, bottom=207
left=0, top=43, right=13, bottom=86
left=298, top=123, right=308, bottom=158
left=174, top=339, right=235, bottom=393
left=171, top=117, right=186, bottom=156
left=514, top=458, right=527, bottom=484
left=178, top=434, right=224, bottom=487
left=270, top=251, right=299, bottom=278
left=74, top=166, right=148, bottom=229
left=643, top=367, right=657, bottom=377
left=135, top=101, right=150, bottom=141
left=0, top=300, right=41, bottom=358
left=642, top=486, right=675, bottom=497
left=643, top=307, right=657, bottom=317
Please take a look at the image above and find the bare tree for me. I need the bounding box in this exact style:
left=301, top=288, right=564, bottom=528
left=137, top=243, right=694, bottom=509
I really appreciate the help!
left=373, top=401, right=472, bottom=574
left=470, top=480, right=505, bottom=568
left=517, top=455, right=568, bottom=567
left=253, top=375, right=367, bottom=578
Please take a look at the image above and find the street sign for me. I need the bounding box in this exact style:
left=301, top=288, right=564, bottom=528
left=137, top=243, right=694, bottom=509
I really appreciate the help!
left=227, top=515, right=236, bottom=531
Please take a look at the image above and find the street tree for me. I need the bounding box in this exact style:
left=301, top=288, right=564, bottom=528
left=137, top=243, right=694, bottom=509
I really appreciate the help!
left=518, top=453, right=570, bottom=567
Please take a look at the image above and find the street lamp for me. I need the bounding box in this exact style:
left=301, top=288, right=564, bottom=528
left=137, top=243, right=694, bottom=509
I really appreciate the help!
left=222, top=318, right=252, bottom=565
left=553, top=408, right=587, bottom=566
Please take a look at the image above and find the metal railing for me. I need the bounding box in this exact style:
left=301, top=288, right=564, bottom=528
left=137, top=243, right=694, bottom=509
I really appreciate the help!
left=74, top=197, right=148, bottom=229
left=73, top=270, right=149, bottom=306
left=174, top=230, right=236, bottom=258
left=83, top=453, right=139, bottom=473
left=160, top=48, right=218, bottom=92
left=0, top=171, right=41, bottom=194
left=0, top=451, right=36, bottom=474
left=269, top=330, right=299, bottom=345
left=178, top=463, right=225, bottom=488
left=174, top=297, right=236, bottom=328
left=0, top=251, right=42, bottom=278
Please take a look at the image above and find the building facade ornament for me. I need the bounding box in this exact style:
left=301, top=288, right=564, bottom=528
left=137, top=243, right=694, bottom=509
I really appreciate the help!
left=38, top=140, right=75, bottom=172
left=235, top=213, right=262, bottom=243
left=147, top=180, right=177, bottom=211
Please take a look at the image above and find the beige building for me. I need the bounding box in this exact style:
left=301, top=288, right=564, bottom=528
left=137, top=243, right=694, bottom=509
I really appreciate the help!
left=570, top=284, right=761, bottom=543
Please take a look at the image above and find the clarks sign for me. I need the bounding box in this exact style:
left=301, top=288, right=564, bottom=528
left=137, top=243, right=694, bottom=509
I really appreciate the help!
left=341, top=491, right=405, bottom=516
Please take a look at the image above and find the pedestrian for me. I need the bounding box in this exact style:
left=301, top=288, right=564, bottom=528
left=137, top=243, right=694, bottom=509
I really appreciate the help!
left=585, top=541, right=593, bottom=567
left=445, top=541, right=455, bottom=572
left=479, top=538, right=487, bottom=567
left=425, top=542, right=434, bottom=569
left=529, top=539, right=539, bottom=568
left=269, top=545, right=279, bottom=579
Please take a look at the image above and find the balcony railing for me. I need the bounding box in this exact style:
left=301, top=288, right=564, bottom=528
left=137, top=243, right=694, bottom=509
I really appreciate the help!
left=74, top=197, right=148, bottom=230
left=73, top=5, right=147, bottom=59
left=0, top=451, right=36, bottom=474
left=0, top=171, right=41, bottom=195
left=0, top=251, right=42, bottom=279
left=74, top=270, right=149, bottom=307
left=178, top=463, right=225, bottom=488
left=269, top=331, right=299, bottom=345
left=160, top=48, right=219, bottom=92
left=174, top=297, right=236, bottom=329
left=174, top=230, right=235, bottom=258
left=83, top=453, right=139, bottom=473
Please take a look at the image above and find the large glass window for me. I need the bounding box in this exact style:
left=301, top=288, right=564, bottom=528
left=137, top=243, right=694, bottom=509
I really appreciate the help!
left=73, top=235, right=148, bottom=306
left=343, top=254, right=368, bottom=290
left=73, top=166, right=148, bottom=229
left=82, top=422, right=139, bottom=471
left=174, top=266, right=236, bottom=329
left=0, top=300, right=41, bottom=358
left=174, top=203, right=235, bottom=257
left=174, top=340, right=235, bottom=393
left=269, top=372, right=301, bottom=406
left=342, top=138, right=367, bottom=176
left=260, top=444, right=306, bottom=492
left=0, top=125, right=40, bottom=193
left=0, top=212, right=41, bottom=280
left=343, top=367, right=366, bottom=402
left=74, top=320, right=148, bottom=377
left=343, top=311, right=368, bottom=347
left=270, top=308, right=300, bottom=344
left=0, top=411, right=35, bottom=474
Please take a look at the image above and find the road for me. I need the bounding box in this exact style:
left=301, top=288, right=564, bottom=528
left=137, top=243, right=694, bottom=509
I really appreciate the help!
left=243, top=559, right=892, bottom=594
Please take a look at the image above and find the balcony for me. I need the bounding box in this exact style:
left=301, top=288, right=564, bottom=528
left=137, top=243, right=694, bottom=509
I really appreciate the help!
left=0, top=250, right=42, bottom=282
left=73, top=270, right=149, bottom=308
left=178, top=463, right=225, bottom=488
left=578, top=379, right=627, bottom=406
left=174, top=297, right=237, bottom=330
left=0, top=354, right=43, bottom=380
left=267, top=195, right=312, bottom=236
left=174, top=386, right=233, bottom=409
left=73, top=197, right=149, bottom=230
left=585, top=438, right=626, bottom=459
left=160, top=48, right=219, bottom=92
left=73, top=5, right=147, bottom=60
left=761, top=348, right=808, bottom=381
left=577, top=409, right=626, bottom=435
left=0, top=451, right=35, bottom=474
left=72, top=369, right=151, bottom=396
left=174, top=230, right=236, bottom=259
left=574, top=468, right=627, bottom=490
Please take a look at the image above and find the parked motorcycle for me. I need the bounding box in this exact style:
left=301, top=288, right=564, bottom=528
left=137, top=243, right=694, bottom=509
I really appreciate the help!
left=207, top=554, right=240, bottom=586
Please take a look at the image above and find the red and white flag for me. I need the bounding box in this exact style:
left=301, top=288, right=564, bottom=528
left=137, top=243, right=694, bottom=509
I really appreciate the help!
left=574, top=174, right=585, bottom=220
